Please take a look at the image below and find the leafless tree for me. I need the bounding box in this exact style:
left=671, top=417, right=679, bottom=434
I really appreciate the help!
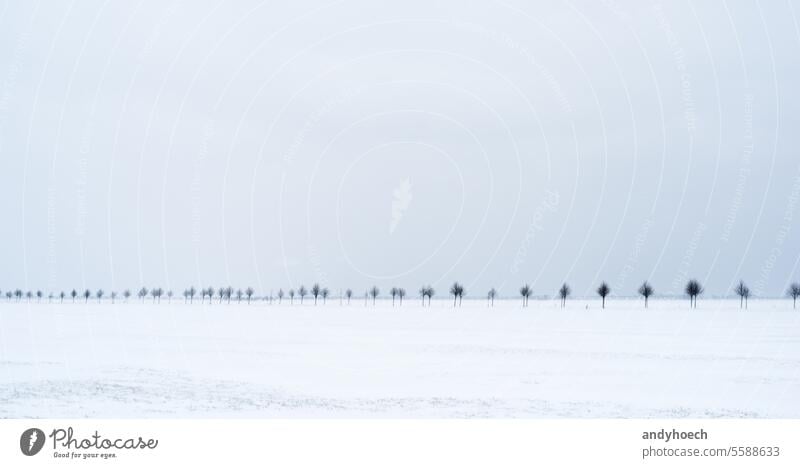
left=289, top=289, right=295, bottom=304
left=369, top=286, right=380, bottom=305
left=298, top=286, right=307, bottom=304
left=36, top=290, right=43, bottom=302
left=487, top=288, right=497, bottom=307
left=96, top=290, right=104, bottom=303
left=322, top=288, right=329, bottom=304
left=111, top=292, right=117, bottom=304
left=519, top=284, right=532, bottom=307
left=638, top=281, right=653, bottom=308
left=71, top=289, right=78, bottom=302
left=734, top=281, right=750, bottom=309
left=397, top=288, right=405, bottom=306
left=311, top=284, right=321, bottom=305
left=449, top=282, right=465, bottom=307
left=390, top=287, right=398, bottom=306
left=787, top=283, right=800, bottom=309
left=558, top=283, right=570, bottom=308
left=153, top=288, right=164, bottom=304
left=685, top=279, right=703, bottom=308
left=83, top=290, right=91, bottom=303
left=187, top=287, right=196, bottom=304
left=596, top=282, right=610, bottom=309
left=167, top=290, right=173, bottom=303
left=60, top=291, right=66, bottom=303
left=345, top=289, right=352, bottom=305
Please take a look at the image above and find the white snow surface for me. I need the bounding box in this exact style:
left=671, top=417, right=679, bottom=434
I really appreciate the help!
left=1, top=298, right=798, bottom=418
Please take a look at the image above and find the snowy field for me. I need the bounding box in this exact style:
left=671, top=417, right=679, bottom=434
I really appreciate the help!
left=1, top=298, right=798, bottom=418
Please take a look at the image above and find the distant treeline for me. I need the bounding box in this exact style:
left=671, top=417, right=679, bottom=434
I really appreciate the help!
left=4, top=280, right=800, bottom=309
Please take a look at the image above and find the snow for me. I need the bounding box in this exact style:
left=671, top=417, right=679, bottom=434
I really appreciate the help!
left=1, top=298, right=798, bottom=418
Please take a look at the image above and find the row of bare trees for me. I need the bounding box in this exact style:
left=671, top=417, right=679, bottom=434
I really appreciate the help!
left=3, top=281, right=800, bottom=309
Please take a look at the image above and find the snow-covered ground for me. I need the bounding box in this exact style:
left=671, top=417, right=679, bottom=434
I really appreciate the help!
left=1, top=298, right=798, bottom=418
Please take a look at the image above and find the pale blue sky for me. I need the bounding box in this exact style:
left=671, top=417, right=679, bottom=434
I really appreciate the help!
left=1, top=0, right=799, bottom=297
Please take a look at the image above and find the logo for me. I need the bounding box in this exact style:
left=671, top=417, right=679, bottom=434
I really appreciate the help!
left=20, top=428, right=45, bottom=456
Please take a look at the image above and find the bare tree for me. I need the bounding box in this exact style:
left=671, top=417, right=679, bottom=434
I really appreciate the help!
left=369, top=286, right=379, bottom=305
left=167, top=290, right=173, bottom=303
left=298, top=286, right=307, bottom=304
left=289, top=289, right=295, bottom=304
left=787, top=283, right=800, bottom=309
left=111, top=292, right=117, bottom=304
left=419, top=286, right=427, bottom=306
left=345, top=289, right=352, bottom=305
left=596, top=282, right=610, bottom=309
left=36, top=290, right=43, bottom=302
left=83, top=289, right=91, bottom=303
left=96, top=289, right=104, bottom=303
left=558, top=283, right=570, bottom=308
left=245, top=287, right=254, bottom=304
left=397, top=288, right=405, bottom=306
left=71, top=289, right=78, bottom=302
left=390, top=287, right=398, bottom=306
left=449, top=282, right=464, bottom=307
left=638, top=281, right=653, bottom=308
left=685, top=279, right=703, bottom=308
left=734, top=280, right=750, bottom=309
left=188, top=287, right=196, bottom=304
left=322, top=288, right=329, bottom=304
left=311, top=284, right=321, bottom=305
left=123, top=290, right=131, bottom=302
left=519, top=284, right=532, bottom=307
left=26, top=291, right=32, bottom=302
left=487, top=288, right=497, bottom=307
left=425, top=286, right=435, bottom=306
left=60, top=291, right=66, bottom=303
left=138, top=288, right=148, bottom=302
left=277, top=289, right=284, bottom=304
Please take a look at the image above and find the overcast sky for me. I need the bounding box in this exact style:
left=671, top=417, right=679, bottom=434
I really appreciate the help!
left=1, top=0, right=799, bottom=298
